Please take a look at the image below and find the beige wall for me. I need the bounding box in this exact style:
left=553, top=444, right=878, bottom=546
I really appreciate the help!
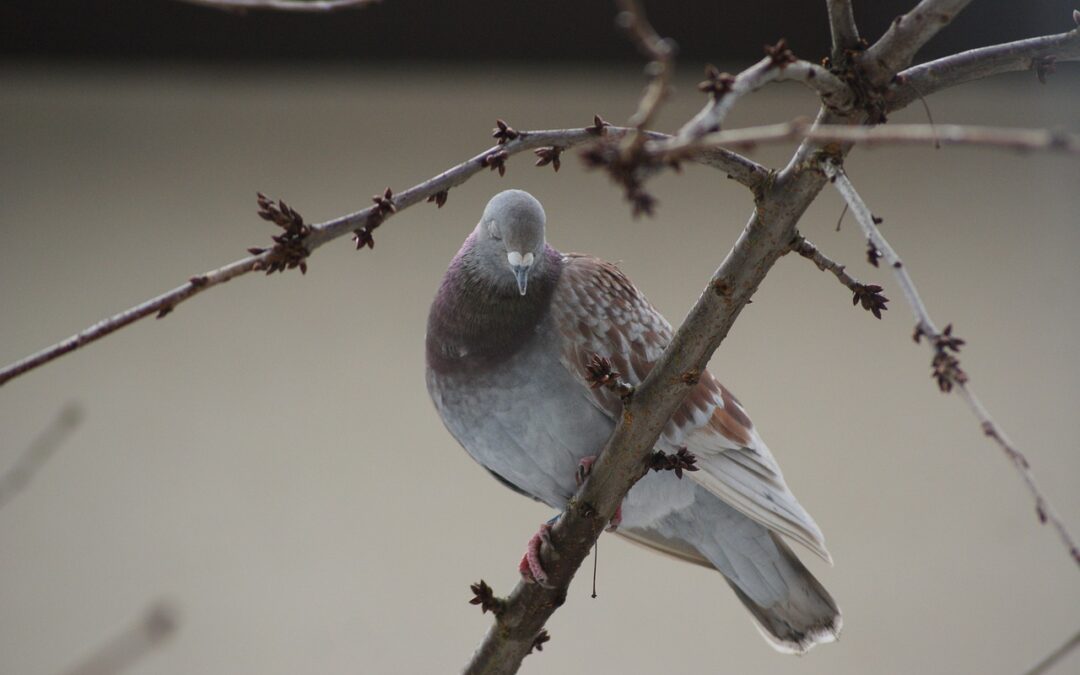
left=1, top=65, right=1078, bottom=674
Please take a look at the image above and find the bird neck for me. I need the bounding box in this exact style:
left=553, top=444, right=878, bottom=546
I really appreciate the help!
left=427, top=243, right=563, bottom=372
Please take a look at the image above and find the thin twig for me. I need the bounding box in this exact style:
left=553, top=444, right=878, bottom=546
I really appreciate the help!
left=677, top=52, right=855, bottom=140
left=0, top=127, right=765, bottom=388
left=791, top=235, right=889, bottom=318
left=823, top=160, right=1080, bottom=569
left=664, top=120, right=1080, bottom=158
left=1022, top=629, right=1080, bottom=675
left=889, top=28, right=1080, bottom=110
left=835, top=202, right=849, bottom=231
left=906, top=78, right=941, bottom=149
left=174, top=0, right=378, bottom=11
left=826, top=0, right=862, bottom=63
left=0, top=403, right=82, bottom=511
left=59, top=603, right=178, bottom=675
left=863, top=0, right=975, bottom=84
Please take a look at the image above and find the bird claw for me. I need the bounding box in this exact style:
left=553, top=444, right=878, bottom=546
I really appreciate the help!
left=576, top=456, right=597, bottom=487
left=519, top=523, right=555, bottom=587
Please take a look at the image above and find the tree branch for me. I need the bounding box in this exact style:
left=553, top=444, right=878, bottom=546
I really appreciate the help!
left=0, top=127, right=765, bottom=388
left=791, top=235, right=889, bottom=319
left=678, top=49, right=856, bottom=140
left=665, top=120, right=1080, bottom=157
left=826, top=0, right=862, bottom=63
left=174, top=0, right=378, bottom=11
left=822, top=161, right=1080, bottom=569
left=888, top=27, right=1080, bottom=110
left=862, top=0, right=974, bottom=84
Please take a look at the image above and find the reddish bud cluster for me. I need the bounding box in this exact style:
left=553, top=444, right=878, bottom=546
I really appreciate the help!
left=353, top=187, right=397, bottom=251
left=649, top=448, right=700, bottom=479
left=916, top=323, right=968, bottom=392
left=468, top=580, right=504, bottom=616
left=698, top=64, right=736, bottom=100
left=249, top=192, right=311, bottom=275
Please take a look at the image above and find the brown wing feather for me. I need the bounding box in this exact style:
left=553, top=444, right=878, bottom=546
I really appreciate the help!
left=550, top=253, right=831, bottom=562
left=551, top=253, right=754, bottom=448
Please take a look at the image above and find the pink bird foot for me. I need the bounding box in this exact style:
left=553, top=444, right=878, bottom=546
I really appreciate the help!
left=576, top=456, right=596, bottom=487
left=576, top=455, right=623, bottom=532
left=518, top=523, right=554, bottom=587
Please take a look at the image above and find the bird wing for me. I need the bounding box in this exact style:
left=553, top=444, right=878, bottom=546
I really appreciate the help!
left=550, top=253, right=831, bottom=563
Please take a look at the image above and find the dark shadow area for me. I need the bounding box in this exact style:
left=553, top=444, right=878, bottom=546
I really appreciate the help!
left=3, top=0, right=1076, bottom=62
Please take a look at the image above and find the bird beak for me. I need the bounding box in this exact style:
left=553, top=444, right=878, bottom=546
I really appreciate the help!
left=507, top=251, right=535, bottom=296
left=511, top=264, right=530, bottom=296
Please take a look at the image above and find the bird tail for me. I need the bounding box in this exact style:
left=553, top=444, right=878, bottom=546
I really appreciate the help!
left=723, top=532, right=841, bottom=654
left=619, top=483, right=840, bottom=654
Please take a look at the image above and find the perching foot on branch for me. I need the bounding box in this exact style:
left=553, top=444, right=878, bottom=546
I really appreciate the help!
left=518, top=523, right=554, bottom=587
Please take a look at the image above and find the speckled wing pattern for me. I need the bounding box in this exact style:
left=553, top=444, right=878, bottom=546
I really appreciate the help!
left=550, top=253, right=831, bottom=563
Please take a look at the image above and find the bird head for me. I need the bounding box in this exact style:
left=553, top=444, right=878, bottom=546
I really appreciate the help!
left=475, top=189, right=546, bottom=296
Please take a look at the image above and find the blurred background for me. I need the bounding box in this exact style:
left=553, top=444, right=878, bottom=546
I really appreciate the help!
left=2, top=2, right=1079, bottom=674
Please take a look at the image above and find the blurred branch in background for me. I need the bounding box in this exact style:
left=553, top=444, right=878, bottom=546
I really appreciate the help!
left=665, top=121, right=1080, bottom=157
left=174, top=0, right=379, bottom=12
left=0, top=402, right=82, bottom=511
left=58, top=603, right=179, bottom=675
left=1023, top=629, right=1080, bottom=675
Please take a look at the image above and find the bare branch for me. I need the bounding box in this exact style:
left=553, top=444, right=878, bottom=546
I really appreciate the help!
left=823, top=161, right=1080, bottom=569
left=0, top=403, right=82, bottom=511
left=174, top=0, right=378, bottom=11
left=678, top=47, right=855, bottom=140
left=889, top=28, right=1080, bottom=110
left=0, top=127, right=764, bottom=389
left=791, top=235, right=889, bottom=319
left=59, top=603, right=178, bottom=675
left=664, top=120, right=1080, bottom=158
left=826, top=0, right=862, bottom=62
left=1022, top=629, right=1080, bottom=675
left=863, top=0, right=974, bottom=83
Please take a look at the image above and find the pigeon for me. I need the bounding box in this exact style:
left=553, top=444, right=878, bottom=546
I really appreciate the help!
left=425, top=189, right=840, bottom=653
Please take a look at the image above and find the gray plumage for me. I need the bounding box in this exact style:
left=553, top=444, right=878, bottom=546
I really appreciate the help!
left=425, top=189, right=840, bottom=653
